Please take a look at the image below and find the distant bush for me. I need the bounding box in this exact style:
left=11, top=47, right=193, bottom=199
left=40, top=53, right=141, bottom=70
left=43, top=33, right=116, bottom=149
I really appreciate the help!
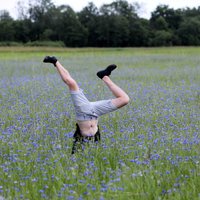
left=0, top=40, right=66, bottom=47
left=25, top=41, right=65, bottom=47
left=0, top=41, right=23, bottom=46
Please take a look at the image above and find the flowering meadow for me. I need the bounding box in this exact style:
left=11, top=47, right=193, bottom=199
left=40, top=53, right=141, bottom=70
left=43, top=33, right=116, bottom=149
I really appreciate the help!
left=0, top=47, right=199, bottom=200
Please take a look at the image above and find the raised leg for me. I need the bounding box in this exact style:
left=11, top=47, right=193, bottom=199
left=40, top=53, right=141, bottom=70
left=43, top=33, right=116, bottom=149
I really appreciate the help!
left=43, top=56, right=79, bottom=91
left=55, top=61, right=79, bottom=91
left=102, top=76, right=129, bottom=108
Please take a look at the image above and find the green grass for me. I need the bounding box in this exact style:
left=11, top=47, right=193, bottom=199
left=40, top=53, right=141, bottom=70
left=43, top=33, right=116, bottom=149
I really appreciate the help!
left=0, top=47, right=199, bottom=200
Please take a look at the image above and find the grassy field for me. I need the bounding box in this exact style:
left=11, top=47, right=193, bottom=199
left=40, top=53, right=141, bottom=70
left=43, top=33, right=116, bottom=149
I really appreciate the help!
left=0, top=47, right=199, bottom=200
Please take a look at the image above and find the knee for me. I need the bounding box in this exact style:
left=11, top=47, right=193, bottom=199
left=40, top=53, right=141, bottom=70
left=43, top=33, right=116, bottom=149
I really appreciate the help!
left=112, top=94, right=130, bottom=108
left=123, top=95, right=130, bottom=106
left=119, top=95, right=129, bottom=107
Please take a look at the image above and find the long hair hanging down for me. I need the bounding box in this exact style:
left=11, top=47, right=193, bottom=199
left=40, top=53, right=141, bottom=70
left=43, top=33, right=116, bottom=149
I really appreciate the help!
left=71, top=123, right=101, bottom=154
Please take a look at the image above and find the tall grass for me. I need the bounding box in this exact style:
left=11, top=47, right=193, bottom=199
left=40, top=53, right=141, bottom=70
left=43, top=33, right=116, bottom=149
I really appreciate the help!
left=0, top=47, right=199, bottom=199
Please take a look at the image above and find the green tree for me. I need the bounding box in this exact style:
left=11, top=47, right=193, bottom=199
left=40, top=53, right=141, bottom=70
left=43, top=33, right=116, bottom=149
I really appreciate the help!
left=0, top=10, right=15, bottom=41
left=78, top=2, right=99, bottom=46
left=181, top=6, right=200, bottom=18
left=13, top=19, right=32, bottom=43
left=40, top=6, right=61, bottom=41
left=96, top=0, right=138, bottom=47
left=178, top=17, right=200, bottom=45
left=55, top=5, right=88, bottom=46
left=1, top=0, right=200, bottom=47
left=95, top=14, right=129, bottom=47
left=100, top=0, right=138, bottom=19
left=152, top=16, right=168, bottom=30
left=150, top=5, right=184, bottom=46
left=150, top=5, right=183, bottom=30
left=129, top=18, right=150, bottom=46
left=27, top=0, right=55, bottom=40
left=0, top=10, right=13, bottom=21
left=150, top=30, right=173, bottom=46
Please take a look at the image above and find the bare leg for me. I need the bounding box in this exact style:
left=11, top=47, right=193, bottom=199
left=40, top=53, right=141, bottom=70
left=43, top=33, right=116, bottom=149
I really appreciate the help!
left=102, top=76, right=129, bottom=108
left=55, top=61, right=79, bottom=91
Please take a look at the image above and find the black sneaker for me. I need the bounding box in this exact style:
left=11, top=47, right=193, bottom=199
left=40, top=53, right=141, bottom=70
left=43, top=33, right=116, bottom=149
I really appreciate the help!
left=97, top=64, right=117, bottom=79
left=43, top=56, right=57, bottom=66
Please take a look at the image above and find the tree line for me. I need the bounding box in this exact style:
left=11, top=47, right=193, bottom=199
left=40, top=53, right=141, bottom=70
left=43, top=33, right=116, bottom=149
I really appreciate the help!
left=0, top=0, right=200, bottom=47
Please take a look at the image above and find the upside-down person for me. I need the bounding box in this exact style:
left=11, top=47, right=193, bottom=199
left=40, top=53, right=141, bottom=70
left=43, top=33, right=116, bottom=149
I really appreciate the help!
left=43, top=56, right=129, bottom=154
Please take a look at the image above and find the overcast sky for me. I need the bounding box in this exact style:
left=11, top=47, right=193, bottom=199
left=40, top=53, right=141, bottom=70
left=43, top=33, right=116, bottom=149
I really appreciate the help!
left=0, top=0, right=199, bottom=19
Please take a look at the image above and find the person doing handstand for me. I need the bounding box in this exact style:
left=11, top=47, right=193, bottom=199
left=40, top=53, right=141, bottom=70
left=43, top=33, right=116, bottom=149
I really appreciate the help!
left=43, top=56, right=129, bottom=154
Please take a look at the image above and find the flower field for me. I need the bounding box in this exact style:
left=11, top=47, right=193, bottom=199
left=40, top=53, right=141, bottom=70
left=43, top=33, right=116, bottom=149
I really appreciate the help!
left=0, top=47, right=199, bottom=199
